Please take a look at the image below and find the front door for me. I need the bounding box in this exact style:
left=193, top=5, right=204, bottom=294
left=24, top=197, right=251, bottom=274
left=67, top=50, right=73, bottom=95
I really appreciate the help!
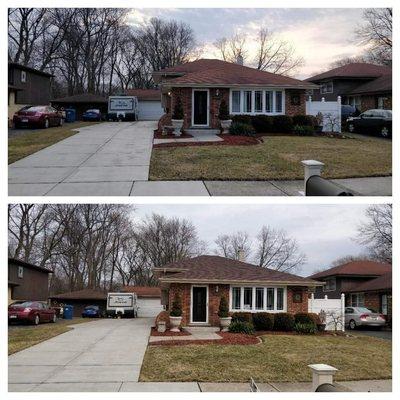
left=192, top=286, right=207, bottom=323
left=193, top=90, right=208, bottom=126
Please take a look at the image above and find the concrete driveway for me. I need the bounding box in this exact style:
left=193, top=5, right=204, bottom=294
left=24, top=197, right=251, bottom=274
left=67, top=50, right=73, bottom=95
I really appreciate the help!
left=347, top=328, right=392, bottom=341
left=9, top=318, right=153, bottom=392
left=8, top=121, right=155, bottom=196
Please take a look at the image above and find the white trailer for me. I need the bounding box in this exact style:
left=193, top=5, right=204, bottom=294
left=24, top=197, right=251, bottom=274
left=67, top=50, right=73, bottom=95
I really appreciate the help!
left=107, top=292, right=138, bottom=318
left=107, top=96, right=138, bottom=121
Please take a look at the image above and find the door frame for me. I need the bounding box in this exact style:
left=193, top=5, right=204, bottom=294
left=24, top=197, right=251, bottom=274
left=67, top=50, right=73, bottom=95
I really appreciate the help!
left=191, top=89, right=210, bottom=127
left=190, top=284, right=209, bottom=324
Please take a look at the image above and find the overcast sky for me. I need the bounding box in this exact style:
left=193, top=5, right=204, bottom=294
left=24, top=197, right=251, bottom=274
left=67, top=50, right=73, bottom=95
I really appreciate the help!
left=128, top=8, right=368, bottom=79
left=132, top=204, right=371, bottom=277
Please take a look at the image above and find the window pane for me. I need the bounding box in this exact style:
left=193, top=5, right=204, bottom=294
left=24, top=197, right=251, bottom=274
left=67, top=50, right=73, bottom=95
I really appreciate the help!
left=244, top=91, right=252, bottom=113
left=232, top=287, right=241, bottom=310
left=256, top=288, right=264, bottom=310
left=277, top=288, right=284, bottom=310
left=255, top=91, right=263, bottom=112
left=267, top=288, right=274, bottom=310
left=275, top=91, right=283, bottom=113
left=232, top=91, right=241, bottom=113
left=265, top=91, right=273, bottom=113
left=244, top=287, right=252, bottom=310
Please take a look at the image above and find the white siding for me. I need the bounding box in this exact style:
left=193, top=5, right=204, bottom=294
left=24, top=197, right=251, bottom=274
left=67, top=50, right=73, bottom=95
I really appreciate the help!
left=136, top=298, right=163, bottom=317
left=138, top=100, right=164, bottom=120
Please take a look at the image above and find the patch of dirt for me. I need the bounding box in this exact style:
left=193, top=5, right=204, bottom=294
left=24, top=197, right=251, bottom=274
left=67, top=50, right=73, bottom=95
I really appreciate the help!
left=153, top=135, right=262, bottom=148
left=154, top=132, right=194, bottom=139
left=150, top=327, right=191, bottom=337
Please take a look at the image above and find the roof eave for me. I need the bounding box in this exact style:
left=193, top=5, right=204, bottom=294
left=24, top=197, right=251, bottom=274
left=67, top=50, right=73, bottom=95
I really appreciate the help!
left=162, top=83, right=317, bottom=89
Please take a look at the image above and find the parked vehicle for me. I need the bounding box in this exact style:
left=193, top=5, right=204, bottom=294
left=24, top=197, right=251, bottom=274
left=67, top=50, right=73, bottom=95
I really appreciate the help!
left=346, top=109, right=392, bottom=138
left=106, top=292, right=138, bottom=318
left=82, top=109, right=102, bottom=121
left=82, top=305, right=105, bottom=318
left=345, top=306, right=386, bottom=330
left=8, top=301, right=57, bottom=325
left=13, top=105, right=63, bottom=129
left=341, top=105, right=356, bottom=122
left=107, top=96, right=138, bottom=121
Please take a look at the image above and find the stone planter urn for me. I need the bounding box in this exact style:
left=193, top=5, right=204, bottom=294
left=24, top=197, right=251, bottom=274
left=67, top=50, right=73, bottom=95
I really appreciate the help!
left=220, top=316, right=232, bottom=332
left=220, top=119, right=232, bottom=134
left=169, top=316, right=182, bottom=332
left=171, top=119, right=184, bottom=137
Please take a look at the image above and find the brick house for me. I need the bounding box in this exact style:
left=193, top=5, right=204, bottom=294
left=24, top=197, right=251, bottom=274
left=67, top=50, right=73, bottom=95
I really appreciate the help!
left=152, top=59, right=318, bottom=131
left=308, top=260, right=392, bottom=318
left=306, top=63, right=392, bottom=112
left=154, top=255, right=321, bottom=326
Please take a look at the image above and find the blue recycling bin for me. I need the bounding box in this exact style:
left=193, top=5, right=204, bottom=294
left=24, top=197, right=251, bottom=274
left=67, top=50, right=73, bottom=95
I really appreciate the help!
left=65, top=108, right=76, bottom=123
left=63, top=305, right=74, bottom=320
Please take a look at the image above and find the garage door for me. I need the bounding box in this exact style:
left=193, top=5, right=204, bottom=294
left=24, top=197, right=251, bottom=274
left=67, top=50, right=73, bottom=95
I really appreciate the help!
left=137, top=298, right=163, bottom=317
left=138, top=100, right=164, bottom=121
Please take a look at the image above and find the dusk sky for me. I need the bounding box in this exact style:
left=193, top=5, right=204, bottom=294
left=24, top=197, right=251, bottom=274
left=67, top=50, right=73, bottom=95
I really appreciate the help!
left=133, top=204, right=371, bottom=277
left=128, top=8, right=368, bottom=79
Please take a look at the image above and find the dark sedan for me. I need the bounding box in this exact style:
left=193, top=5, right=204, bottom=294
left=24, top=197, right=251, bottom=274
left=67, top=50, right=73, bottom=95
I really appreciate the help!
left=82, top=305, right=104, bottom=318
left=13, top=106, right=63, bottom=129
left=8, top=301, right=57, bottom=325
left=347, top=109, right=392, bottom=138
left=82, top=109, right=102, bottom=121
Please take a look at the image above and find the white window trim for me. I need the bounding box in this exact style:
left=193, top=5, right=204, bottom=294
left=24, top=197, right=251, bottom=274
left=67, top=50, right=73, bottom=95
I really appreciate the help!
left=190, top=284, right=209, bottom=324
left=191, top=89, right=210, bottom=127
left=229, top=285, right=287, bottom=313
left=323, top=278, right=336, bottom=292
left=17, top=266, right=24, bottom=278
left=320, top=81, right=333, bottom=94
left=229, top=88, right=285, bottom=116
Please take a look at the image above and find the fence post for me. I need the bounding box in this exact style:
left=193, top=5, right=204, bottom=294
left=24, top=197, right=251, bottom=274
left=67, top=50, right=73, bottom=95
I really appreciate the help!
left=337, top=96, right=342, bottom=133
left=309, top=292, right=314, bottom=312
left=308, top=364, right=338, bottom=391
left=341, top=293, right=345, bottom=332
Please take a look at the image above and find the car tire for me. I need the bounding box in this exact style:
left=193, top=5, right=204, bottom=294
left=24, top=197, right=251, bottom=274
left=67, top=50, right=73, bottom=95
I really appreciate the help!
left=349, top=319, right=357, bottom=330
left=52, top=314, right=57, bottom=323
left=348, top=123, right=355, bottom=133
left=33, top=315, right=40, bottom=326
left=44, top=119, right=49, bottom=129
left=381, top=126, right=390, bottom=138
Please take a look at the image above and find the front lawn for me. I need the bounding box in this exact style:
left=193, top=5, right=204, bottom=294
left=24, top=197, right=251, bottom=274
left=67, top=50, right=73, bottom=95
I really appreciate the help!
left=8, top=121, right=100, bottom=164
left=140, top=335, right=392, bottom=382
left=8, top=318, right=97, bottom=355
left=150, top=136, right=392, bottom=181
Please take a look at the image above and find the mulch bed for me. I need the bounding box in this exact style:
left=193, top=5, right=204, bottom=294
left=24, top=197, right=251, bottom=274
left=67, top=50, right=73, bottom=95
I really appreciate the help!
left=154, top=132, right=194, bottom=139
left=255, top=330, right=345, bottom=337
left=150, top=327, right=191, bottom=337
left=149, top=332, right=260, bottom=346
left=153, top=134, right=262, bottom=148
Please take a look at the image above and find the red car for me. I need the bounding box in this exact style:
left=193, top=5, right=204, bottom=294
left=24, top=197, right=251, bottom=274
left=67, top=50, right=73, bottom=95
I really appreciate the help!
left=13, top=105, right=63, bottom=129
left=8, top=301, right=57, bottom=325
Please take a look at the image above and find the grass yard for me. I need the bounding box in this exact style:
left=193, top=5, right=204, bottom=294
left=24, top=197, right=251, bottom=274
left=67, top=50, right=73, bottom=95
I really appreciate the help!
left=8, top=318, right=97, bottom=355
left=8, top=121, right=99, bottom=164
left=140, top=335, right=392, bottom=383
left=150, top=136, right=392, bottom=181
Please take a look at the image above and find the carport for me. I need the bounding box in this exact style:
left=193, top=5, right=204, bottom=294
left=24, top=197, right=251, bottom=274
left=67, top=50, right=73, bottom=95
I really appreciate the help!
left=125, top=89, right=164, bottom=120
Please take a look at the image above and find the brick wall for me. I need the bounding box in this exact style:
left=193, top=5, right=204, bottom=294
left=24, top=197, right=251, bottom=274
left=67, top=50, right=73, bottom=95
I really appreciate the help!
left=285, top=90, right=307, bottom=116
left=360, top=95, right=392, bottom=112
left=209, top=88, right=229, bottom=129
left=287, top=286, right=309, bottom=314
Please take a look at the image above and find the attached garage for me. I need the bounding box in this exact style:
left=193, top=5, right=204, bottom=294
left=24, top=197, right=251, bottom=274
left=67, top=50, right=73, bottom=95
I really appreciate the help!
left=122, top=286, right=163, bottom=317
left=125, top=89, right=164, bottom=121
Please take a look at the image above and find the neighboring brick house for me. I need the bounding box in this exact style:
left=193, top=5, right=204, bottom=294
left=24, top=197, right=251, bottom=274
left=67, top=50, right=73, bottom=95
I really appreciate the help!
left=154, top=255, right=320, bottom=326
left=152, top=59, right=317, bottom=131
left=306, top=63, right=392, bottom=112
left=8, top=63, right=53, bottom=121
left=8, top=258, right=52, bottom=304
left=308, top=260, right=392, bottom=318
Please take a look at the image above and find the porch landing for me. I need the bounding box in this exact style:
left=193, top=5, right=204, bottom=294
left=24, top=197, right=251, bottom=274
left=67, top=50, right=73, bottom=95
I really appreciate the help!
left=153, top=130, right=222, bottom=145
left=149, top=326, right=221, bottom=343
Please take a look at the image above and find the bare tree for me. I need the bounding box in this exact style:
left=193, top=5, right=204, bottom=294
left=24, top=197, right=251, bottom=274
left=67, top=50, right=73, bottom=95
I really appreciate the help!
left=329, top=55, right=369, bottom=69
left=214, top=231, right=251, bottom=261
left=214, top=33, right=247, bottom=63
left=356, top=204, right=392, bottom=263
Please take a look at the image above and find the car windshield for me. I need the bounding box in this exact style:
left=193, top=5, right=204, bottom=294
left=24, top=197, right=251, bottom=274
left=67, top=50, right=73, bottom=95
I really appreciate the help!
left=85, top=306, right=98, bottom=310
left=86, top=109, right=100, bottom=113
left=25, top=106, right=46, bottom=112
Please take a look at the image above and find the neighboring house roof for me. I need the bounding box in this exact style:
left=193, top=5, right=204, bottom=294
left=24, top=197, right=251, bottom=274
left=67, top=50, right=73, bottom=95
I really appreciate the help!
left=346, top=271, right=392, bottom=293
left=8, top=258, right=53, bottom=274
left=50, top=289, right=107, bottom=300
left=8, top=62, right=54, bottom=78
left=306, top=63, right=392, bottom=82
left=153, top=59, right=317, bottom=89
left=347, top=74, right=392, bottom=95
left=51, top=93, right=108, bottom=103
left=309, top=260, right=392, bottom=280
left=156, top=255, right=320, bottom=286
left=122, top=286, right=161, bottom=297
left=125, top=89, right=160, bottom=101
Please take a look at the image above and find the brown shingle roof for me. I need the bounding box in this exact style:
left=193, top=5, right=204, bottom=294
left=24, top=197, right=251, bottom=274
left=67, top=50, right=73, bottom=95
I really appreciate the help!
left=125, top=89, right=160, bottom=101
left=154, top=59, right=317, bottom=89
left=348, top=74, right=392, bottom=95
left=346, top=271, right=392, bottom=293
left=309, top=260, right=392, bottom=280
left=306, top=63, right=391, bottom=82
left=157, top=255, right=319, bottom=286
left=9, top=62, right=54, bottom=78
left=50, top=289, right=107, bottom=300
left=122, top=286, right=161, bottom=298
left=51, top=93, right=107, bottom=103
left=9, top=258, right=53, bottom=274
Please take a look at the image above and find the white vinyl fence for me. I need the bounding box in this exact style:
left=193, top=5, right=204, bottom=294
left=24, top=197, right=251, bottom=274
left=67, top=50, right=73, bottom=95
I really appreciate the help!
left=306, top=96, right=342, bottom=133
left=308, top=293, right=345, bottom=331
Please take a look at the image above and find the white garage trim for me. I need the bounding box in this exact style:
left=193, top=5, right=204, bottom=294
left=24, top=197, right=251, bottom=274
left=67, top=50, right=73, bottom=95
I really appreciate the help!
left=136, top=298, right=163, bottom=317
left=138, top=100, right=164, bottom=121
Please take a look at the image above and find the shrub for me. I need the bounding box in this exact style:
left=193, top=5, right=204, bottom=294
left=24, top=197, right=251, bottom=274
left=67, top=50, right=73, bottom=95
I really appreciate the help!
left=292, top=115, right=316, bottom=127
left=293, top=125, right=315, bottom=136
left=252, top=313, right=274, bottom=331
left=252, top=115, right=273, bottom=133
left=274, top=313, right=295, bottom=331
left=218, top=296, right=229, bottom=318
left=294, top=313, right=319, bottom=327
left=231, top=312, right=253, bottom=324
left=231, top=115, right=253, bottom=125
left=229, top=321, right=255, bottom=334
left=218, top=99, right=230, bottom=120
left=229, top=122, right=256, bottom=136
left=272, top=115, right=293, bottom=133
left=294, top=322, right=317, bottom=334
left=172, top=97, right=184, bottom=119
left=169, top=294, right=182, bottom=317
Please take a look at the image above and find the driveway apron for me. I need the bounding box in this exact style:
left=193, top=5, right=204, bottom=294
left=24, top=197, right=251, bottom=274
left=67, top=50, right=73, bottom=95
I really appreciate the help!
left=8, top=121, right=155, bottom=196
left=9, top=318, right=153, bottom=391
